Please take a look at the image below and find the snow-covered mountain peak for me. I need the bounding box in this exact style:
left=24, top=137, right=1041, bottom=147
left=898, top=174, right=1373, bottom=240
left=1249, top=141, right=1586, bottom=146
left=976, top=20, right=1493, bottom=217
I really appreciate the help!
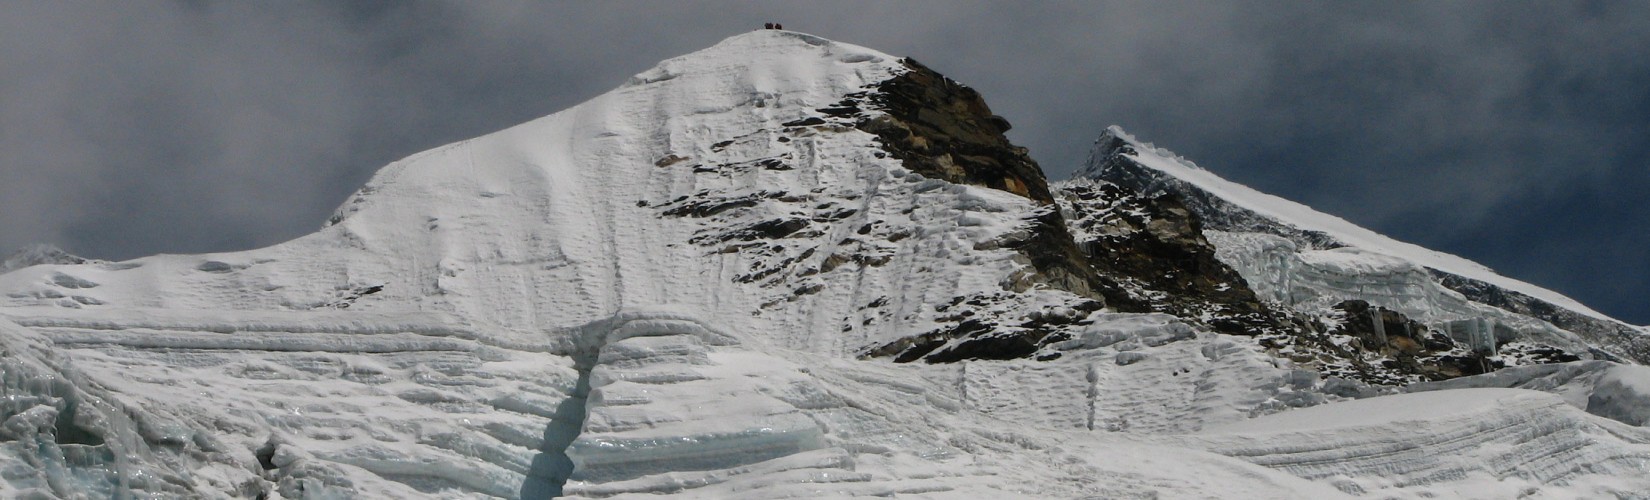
left=324, top=29, right=901, bottom=231
left=1079, top=127, right=1648, bottom=363
left=620, top=30, right=896, bottom=89
left=0, top=27, right=1093, bottom=361
left=1083, top=125, right=1577, bottom=310
left=1093, top=124, right=1208, bottom=173
left=6, top=31, right=1650, bottom=499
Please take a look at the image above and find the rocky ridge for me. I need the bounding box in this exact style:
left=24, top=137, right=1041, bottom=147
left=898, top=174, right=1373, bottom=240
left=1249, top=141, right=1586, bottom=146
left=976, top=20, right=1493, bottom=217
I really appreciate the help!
left=1075, top=126, right=1628, bottom=379
left=829, top=67, right=1571, bottom=385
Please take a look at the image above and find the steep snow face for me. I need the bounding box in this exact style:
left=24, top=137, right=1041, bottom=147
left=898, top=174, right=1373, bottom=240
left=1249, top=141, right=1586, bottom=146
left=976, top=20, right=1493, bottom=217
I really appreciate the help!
left=0, top=31, right=1080, bottom=358
left=1078, top=126, right=1647, bottom=362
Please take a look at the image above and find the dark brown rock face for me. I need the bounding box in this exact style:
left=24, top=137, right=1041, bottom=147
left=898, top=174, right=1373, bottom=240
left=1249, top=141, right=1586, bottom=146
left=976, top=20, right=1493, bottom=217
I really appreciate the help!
left=839, top=61, right=1607, bottom=374
left=856, top=59, right=1051, bottom=204
left=860, top=293, right=1104, bottom=363
left=849, top=58, right=1116, bottom=304
left=830, top=59, right=1142, bottom=362
left=1057, top=181, right=1291, bottom=334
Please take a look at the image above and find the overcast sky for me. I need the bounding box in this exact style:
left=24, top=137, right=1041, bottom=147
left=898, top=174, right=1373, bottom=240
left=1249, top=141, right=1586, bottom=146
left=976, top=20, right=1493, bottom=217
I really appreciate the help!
left=3, top=1, right=1646, bottom=324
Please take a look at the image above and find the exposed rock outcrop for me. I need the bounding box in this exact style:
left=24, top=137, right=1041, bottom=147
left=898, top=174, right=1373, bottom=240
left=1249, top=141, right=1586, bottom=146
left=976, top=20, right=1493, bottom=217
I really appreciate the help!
left=1054, top=180, right=1304, bottom=337
left=849, top=58, right=1115, bottom=304
left=1431, top=270, right=1649, bottom=363
left=853, top=61, right=1044, bottom=203
left=1327, top=300, right=1488, bottom=381
left=850, top=61, right=1323, bottom=363
left=1079, top=131, right=1343, bottom=250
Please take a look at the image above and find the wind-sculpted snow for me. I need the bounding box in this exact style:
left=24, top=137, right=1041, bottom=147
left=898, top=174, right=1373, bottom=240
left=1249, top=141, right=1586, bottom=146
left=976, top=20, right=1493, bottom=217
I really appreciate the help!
left=1408, top=361, right=1650, bottom=428
left=0, top=309, right=577, bottom=498
left=1186, top=389, right=1650, bottom=497
left=4, top=30, right=1650, bottom=498
left=557, top=309, right=1349, bottom=498
left=0, top=30, right=1219, bottom=498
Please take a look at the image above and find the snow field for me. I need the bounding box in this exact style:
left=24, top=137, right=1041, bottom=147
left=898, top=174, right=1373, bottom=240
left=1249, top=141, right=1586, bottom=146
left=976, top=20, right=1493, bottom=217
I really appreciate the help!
left=1189, top=388, right=1650, bottom=498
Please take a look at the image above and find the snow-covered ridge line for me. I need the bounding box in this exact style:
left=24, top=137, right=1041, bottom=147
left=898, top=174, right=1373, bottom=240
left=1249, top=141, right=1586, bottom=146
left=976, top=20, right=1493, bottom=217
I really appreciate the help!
left=1091, top=125, right=1621, bottom=325
left=0, top=307, right=561, bottom=353
left=0, top=307, right=475, bottom=337
left=39, top=328, right=486, bottom=354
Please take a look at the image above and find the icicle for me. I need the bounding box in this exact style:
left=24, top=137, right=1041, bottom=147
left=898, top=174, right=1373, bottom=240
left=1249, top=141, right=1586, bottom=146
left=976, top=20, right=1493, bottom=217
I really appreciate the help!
left=1370, top=311, right=1388, bottom=346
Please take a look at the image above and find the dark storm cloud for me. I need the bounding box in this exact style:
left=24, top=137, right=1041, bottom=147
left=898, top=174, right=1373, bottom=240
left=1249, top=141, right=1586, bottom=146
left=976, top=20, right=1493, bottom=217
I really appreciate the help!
left=2, top=2, right=1646, bottom=323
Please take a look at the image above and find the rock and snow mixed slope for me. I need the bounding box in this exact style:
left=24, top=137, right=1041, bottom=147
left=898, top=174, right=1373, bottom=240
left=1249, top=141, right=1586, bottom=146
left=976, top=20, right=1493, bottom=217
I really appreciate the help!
left=0, top=245, right=92, bottom=275
left=3, top=30, right=1650, bottom=499
left=1077, top=127, right=1649, bottom=364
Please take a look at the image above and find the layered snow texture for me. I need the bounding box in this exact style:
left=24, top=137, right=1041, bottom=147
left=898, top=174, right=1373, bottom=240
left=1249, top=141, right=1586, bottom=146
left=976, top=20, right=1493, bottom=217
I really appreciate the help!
left=1189, top=389, right=1650, bottom=498
left=4, top=31, right=1650, bottom=498
left=1408, top=361, right=1650, bottom=428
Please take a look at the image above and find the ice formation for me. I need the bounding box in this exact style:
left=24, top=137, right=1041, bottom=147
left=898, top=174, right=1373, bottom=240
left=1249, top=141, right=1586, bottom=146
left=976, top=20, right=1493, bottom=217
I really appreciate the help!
left=3, top=30, right=1649, bottom=499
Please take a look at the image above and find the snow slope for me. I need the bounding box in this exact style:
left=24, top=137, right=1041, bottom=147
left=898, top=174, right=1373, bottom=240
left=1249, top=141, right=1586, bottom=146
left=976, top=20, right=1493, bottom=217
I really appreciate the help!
left=0, top=30, right=1077, bottom=359
left=1080, top=126, right=1617, bottom=323
left=4, top=30, right=1650, bottom=499
left=1189, top=388, right=1650, bottom=498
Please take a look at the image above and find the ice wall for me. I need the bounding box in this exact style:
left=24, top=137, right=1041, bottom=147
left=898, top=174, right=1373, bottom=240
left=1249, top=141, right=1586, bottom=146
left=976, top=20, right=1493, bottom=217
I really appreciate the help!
left=1207, top=230, right=1594, bottom=357
left=0, top=318, right=265, bottom=498
left=564, top=308, right=825, bottom=484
